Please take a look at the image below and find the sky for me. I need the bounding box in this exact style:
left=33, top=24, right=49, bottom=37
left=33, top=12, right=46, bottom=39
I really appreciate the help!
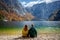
left=18, top=0, right=60, bottom=7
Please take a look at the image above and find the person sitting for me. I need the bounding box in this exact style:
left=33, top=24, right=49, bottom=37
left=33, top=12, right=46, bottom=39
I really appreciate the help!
left=22, top=25, right=28, bottom=38
left=28, top=24, right=37, bottom=38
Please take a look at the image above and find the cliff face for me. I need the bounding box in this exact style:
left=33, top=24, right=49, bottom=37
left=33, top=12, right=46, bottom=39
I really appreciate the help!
left=0, top=0, right=26, bottom=15
left=25, top=1, right=60, bottom=21
left=0, top=0, right=34, bottom=21
left=49, top=10, right=60, bottom=21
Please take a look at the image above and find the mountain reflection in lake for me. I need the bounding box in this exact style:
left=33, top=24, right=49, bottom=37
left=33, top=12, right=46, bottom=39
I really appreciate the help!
left=0, top=21, right=60, bottom=28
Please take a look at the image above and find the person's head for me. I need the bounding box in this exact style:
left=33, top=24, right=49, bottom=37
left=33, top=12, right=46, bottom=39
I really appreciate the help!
left=24, top=25, right=28, bottom=31
left=31, top=24, right=34, bottom=27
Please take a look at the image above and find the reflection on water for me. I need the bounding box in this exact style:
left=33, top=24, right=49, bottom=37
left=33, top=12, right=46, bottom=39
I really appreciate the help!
left=0, top=21, right=60, bottom=28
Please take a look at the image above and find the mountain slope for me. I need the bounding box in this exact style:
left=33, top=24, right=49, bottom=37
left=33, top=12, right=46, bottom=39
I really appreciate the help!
left=25, top=1, right=60, bottom=21
left=49, top=9, right=60, bottom=21
left=0, top=0, right=34, bottom=21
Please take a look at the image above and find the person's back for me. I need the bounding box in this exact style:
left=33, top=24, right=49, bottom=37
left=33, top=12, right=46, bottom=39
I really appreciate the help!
left=22, top=25, right=28, bottom=37
left=28, top=24, right=37, bottom=38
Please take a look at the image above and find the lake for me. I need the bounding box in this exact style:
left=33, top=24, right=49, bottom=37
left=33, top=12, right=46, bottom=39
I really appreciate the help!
left=0, top=21, right=60, bottom=35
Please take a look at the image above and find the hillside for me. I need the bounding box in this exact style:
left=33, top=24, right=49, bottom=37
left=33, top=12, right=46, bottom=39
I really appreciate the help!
left=25, top=1, right=60, bottom=21
left=0, top=0, right=34, bottom=21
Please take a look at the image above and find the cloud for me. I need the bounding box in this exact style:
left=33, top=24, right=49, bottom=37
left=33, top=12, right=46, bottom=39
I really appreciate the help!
left=44, top=0, right=59, bottom=4
left=21, top=1, right=44, bottom=7
left=44, top=0, right=52, bottom=3
left=21, top=2, right=26, bottom=6
left=21, top=0, right=59, bottom=7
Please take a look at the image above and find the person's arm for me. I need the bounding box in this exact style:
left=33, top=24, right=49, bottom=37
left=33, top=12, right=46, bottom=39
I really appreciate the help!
left=27, top=30, right=30, bottom=37
left=35, top=30, right=37, bottom=37
left=34, top=29, right=37, bottom=37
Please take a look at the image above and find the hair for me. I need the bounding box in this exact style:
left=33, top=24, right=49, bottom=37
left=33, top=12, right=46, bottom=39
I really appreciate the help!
left=25, top=25, right=28, bottom=27
left=24, top=25, right=28, bottom=31
left=31, top=24, right=34, bottom=27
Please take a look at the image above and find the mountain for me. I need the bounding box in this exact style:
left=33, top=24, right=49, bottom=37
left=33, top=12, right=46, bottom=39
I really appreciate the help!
left=49, top=9, right=60, bottom=21
left=25, top=1, right=60, bottom=21
left=0, top=0, right=25, bottom=15
left=0, top=0, right=34, bottom=21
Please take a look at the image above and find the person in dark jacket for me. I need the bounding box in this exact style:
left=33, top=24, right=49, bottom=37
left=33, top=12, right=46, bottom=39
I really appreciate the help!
left=28, top=24, right=37, bottom=38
